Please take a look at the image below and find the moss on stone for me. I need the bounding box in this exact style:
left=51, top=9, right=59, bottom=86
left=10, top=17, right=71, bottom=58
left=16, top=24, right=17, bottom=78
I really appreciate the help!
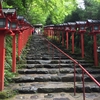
left=0, top=90, right=17, bottom=99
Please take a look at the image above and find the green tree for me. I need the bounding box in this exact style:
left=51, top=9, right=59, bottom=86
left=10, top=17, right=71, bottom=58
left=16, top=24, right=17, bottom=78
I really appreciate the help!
left=83, top=0, right=100, bottom=19
left=2, top=0, right=78, bottom=25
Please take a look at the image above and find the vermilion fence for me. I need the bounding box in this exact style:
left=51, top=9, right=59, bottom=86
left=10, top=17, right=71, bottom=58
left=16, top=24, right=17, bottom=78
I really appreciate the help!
left=44, top=21, right=100, bottom=67
left=0, top=2, right=34, bottom=91
left=44, top=37, right=100, bottom=100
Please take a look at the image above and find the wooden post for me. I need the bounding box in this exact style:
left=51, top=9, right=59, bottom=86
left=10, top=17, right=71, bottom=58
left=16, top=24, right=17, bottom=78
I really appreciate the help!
left=12, top=34, right=16, bottom=72
left=66, top=31, right=69, bottom=49
left=93, top=34, right=98, bottom=66
left=72, top=32, right=75, bottom=53
left=0, top=34, right=5, bottom=91
left=81, top=33, right=84, bottom=58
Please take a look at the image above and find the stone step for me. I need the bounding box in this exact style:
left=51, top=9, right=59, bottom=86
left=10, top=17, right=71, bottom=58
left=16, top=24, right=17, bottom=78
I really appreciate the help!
left=26, top=57, right=69, bottom=60
left=18, top=67, right=100, bottom=74
left=14, top=74, right=100, bottom=83
left=8, top=93, right=100, bottom=100
left=23, top=63, right=93, bottom=69
left=26, top=59, right=93, bottom=64
left=24, top=63, right=93, bottom=69
left=11, top=34, right=100, bottom=100
left=13, top=82, right=100, bottom=93
left=24, top=64, right=73, bottom=68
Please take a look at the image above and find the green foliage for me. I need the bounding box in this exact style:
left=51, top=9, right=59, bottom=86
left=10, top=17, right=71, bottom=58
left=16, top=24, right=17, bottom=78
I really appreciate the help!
left=2, top=0, right=100, bottom=25
left=84, top=34, right=93, bottom=57
left=4, top=35, right=16, bottom=86
left=64, top=0, right=100, bottom=60
left=2, top=0, right=77, bottom=25
left=83, top=0, right=100, bottom=19
left=64, top=8, right=81, bottom=22
left=64, top=0, right=100, bottom=21
left=4, top=70, right=15, bottom=86
left=5, top=35, right=12, bottom=70
left=0, top=90, right=17, bottom=99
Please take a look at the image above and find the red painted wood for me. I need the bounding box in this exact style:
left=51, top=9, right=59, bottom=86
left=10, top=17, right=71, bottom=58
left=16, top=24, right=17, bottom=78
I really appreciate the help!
left=93, top=34, right=98, bottom=66
left=81, top=34, right=84, bottom=58
left=62, top=32, right=64, bottom=46
left=45, top=38, right=100, bottom=87
left=0, top=34, right=5, bottom=91
left=66, top=32, right=68, bottom=49
left=18, top=33, right=21, bottom=60
left=72, top=32, right=74, bottom=53
left=12, top=34, right=16, bottom=72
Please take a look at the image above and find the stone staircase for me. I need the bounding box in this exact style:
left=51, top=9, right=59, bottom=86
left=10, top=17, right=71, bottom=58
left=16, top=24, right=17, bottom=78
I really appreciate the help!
left=12, top=34, right=100, bottom=100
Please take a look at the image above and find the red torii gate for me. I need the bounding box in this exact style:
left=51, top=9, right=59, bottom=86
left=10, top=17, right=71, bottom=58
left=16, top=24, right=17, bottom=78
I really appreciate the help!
left=17, top=16, right=33, bottom=60
left=3, top=8, right=18, bottom=73
left=0, top=2, right=33, bottom=91
left=43, top=26, right=49, bottom=37
left=87, top=19, right=100, bottom=66
left=0, top=2, right=15, bottom=91
left=17, top=16, right=25, bottom=60
left=56, top=24, right=65, bottom=46
left=67, top=22, right=76, bottom=54
left=63, top=23, right=70, bottom=50
left=76, top=21, right=87, bottom=58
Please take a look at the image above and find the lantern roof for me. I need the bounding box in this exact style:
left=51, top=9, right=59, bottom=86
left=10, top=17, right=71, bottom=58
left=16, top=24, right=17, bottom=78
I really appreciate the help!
left=58, top=24, right=63, bottom=26
left=24, top=18, right=27, bottom=22
left=3, top=8, right=17, bottom=20
left=63, top=23, right=68, bottom=26
left=76, top=21, right=86, bottom=25
left=87, top=19, right=100, bottom=24
left=33, top=24, right=43, bottom=28
left=17, top=16, right=24, bottom=20
left=67, top=22, right=76, bottom=26
left=2, top=8, right=16, bottom=14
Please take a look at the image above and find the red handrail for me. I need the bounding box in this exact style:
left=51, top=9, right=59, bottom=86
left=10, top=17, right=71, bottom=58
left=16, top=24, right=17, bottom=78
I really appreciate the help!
left=44, top=37, right=100, bottom=100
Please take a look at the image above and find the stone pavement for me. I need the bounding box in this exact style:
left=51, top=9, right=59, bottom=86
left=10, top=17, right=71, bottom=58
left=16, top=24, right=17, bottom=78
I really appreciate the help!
left=9, top=34, right=100, bottom=100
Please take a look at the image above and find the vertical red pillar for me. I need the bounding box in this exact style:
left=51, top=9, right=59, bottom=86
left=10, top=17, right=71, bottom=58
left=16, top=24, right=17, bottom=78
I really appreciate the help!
left=93, top=34, right=98, bottom=66
left=57, top=31, right=60, bottom=43
left=23, top=30, right=25, bottom=47
left=81, top=34, right=84, bottom=58
left=55, top=30, right=57, bottom=40
left=66, top=32, right=68, bottom=49
left=44, top=29, right=45, bottom=35
left=72, top=32, right=74, bottom=53
left=21, top=33, right=23, bottom=54
left=50, top=29, right=52, bottom=37
left=52, top=30, right=54, bottom=40
left=53, top=30, right=54, bottom=40
left=53, top=30, right=55, bottom=40
left=12, top=34, right=16, bottom=72
left=57, top=31, right=59, bottom=42
left=58, top=32, right=60, bottom=43
left=45, top=29, right=47, bottom=36
left=0, top=34, right=5, bottom=91
left=48, top=29, right=50, bottom=37
left=18, top=33, right=21, bottom=60
left=62, top=32, right=64, bottom=46
left=51, top=30, right=52, bottom=38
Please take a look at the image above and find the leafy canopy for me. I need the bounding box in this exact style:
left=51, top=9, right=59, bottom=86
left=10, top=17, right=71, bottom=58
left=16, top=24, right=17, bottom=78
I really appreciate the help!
left=2, top=0, right=77, bottom=25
